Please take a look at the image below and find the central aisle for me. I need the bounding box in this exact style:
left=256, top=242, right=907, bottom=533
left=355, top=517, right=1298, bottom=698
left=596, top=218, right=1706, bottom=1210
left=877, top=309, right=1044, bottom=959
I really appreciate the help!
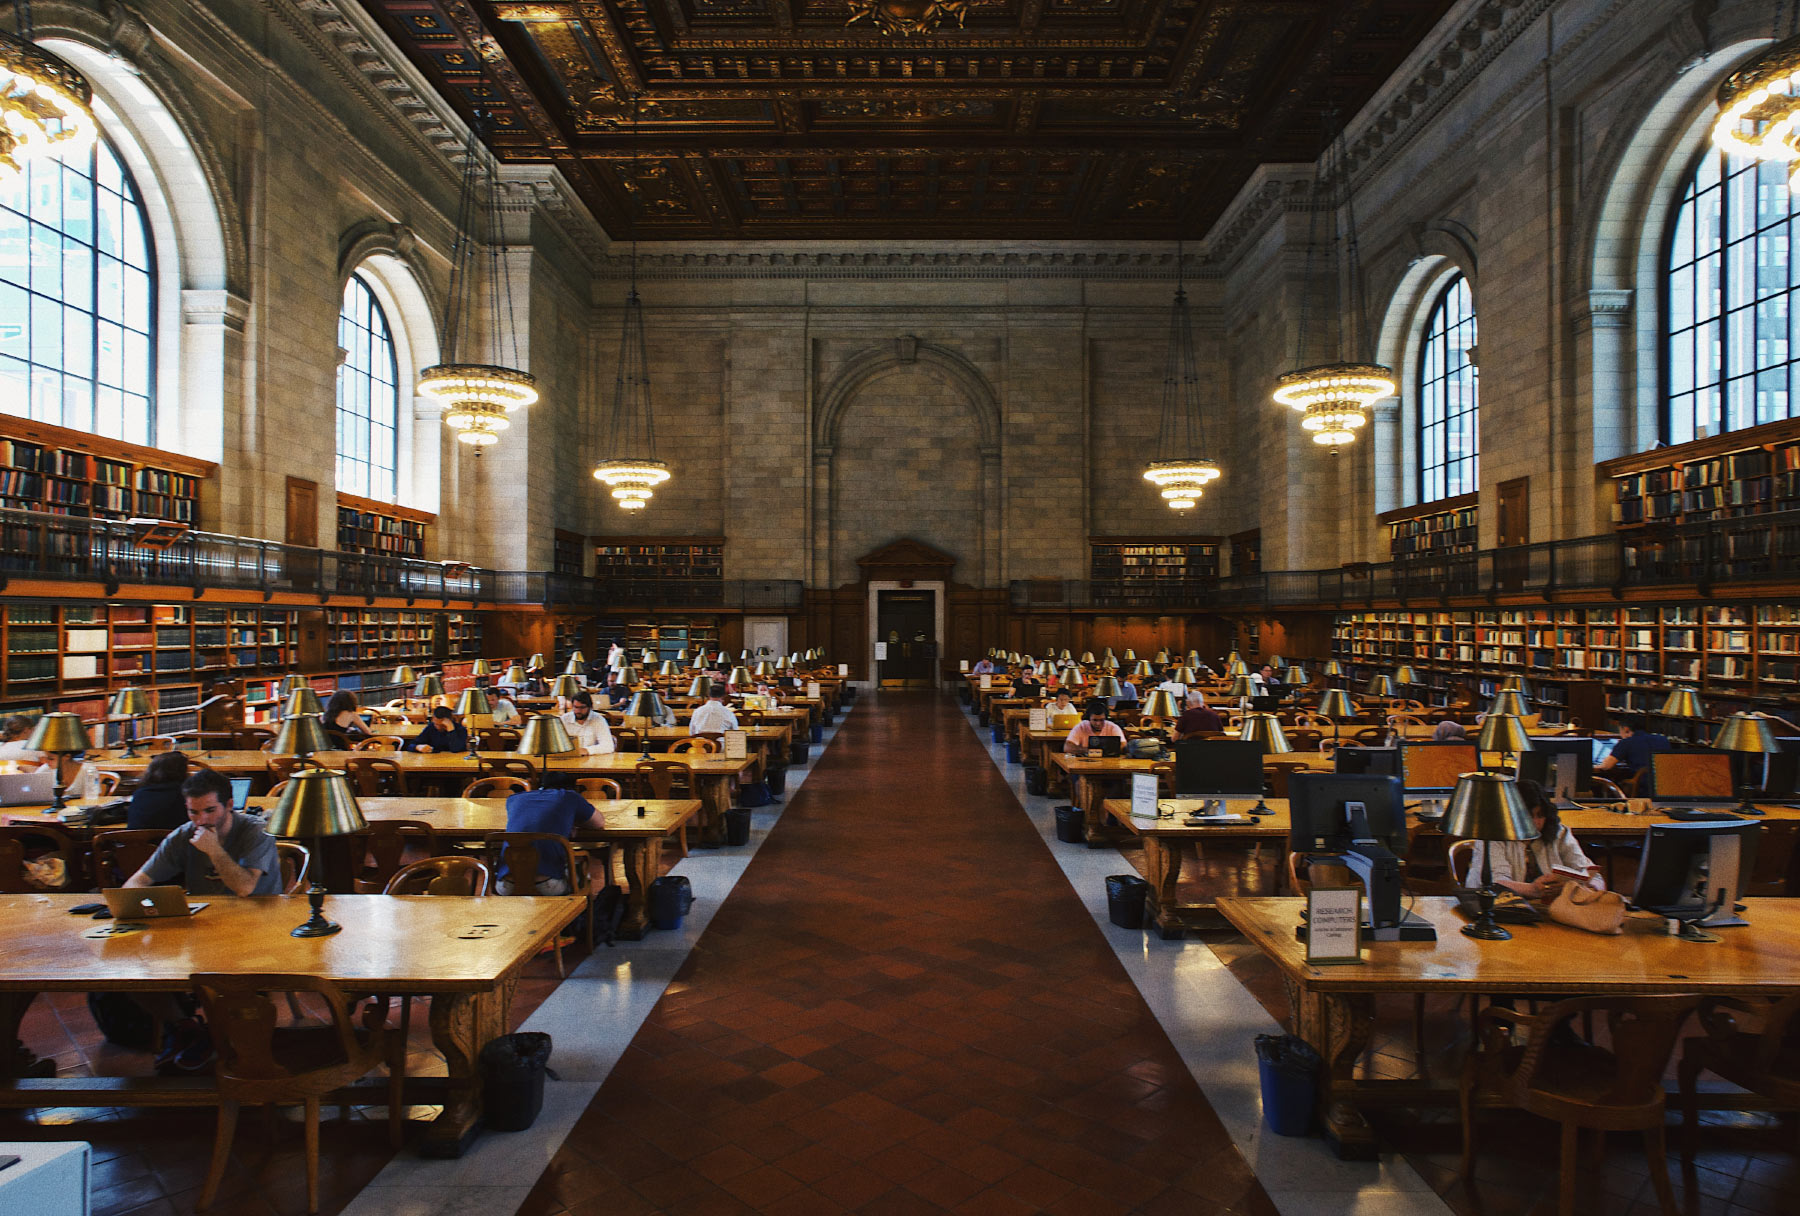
left=519, top=690, right=1276, bottom=1215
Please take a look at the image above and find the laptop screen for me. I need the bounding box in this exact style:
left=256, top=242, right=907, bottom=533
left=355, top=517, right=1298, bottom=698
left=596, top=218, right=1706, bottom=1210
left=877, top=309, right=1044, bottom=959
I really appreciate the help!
left=1591, top=738, right=1618, bottom=766
left=230, top=777, right=253, bottom=810
left=1651, top=752, right=1734, bottom=802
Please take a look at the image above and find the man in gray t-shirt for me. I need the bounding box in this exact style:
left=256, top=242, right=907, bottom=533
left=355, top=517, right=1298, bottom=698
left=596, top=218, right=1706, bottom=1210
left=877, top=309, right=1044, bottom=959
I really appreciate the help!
left=127, top=767, right=281, bottom=897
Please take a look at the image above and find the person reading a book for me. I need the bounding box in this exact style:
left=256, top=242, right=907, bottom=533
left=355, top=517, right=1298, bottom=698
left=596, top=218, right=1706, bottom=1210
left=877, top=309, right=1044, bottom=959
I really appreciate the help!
left=1462, top=779, right=1603, bottom=898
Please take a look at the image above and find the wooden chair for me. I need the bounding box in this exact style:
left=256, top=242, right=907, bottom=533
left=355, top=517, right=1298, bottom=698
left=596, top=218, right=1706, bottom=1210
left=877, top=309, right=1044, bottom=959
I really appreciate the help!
left=635, top=758, right=695, bottom=800
left=1284, top=728, right=1324, bottom=751
left=232, top=727, right=277, bottom=751
left=0, top=825, right=80, bottom=891
left=1460, top=995, right=1699, bottom=1216
left=91, top=828, right=167, bottom=887
left=352, top=821, right=438, bottom=893
left=266, top=779, right=292, bottom=800
left=611, top=727, right=642, bottom=754
left=325, top=729, right=356, bottom=750
left=461, top=776, right=530, bottom=799
left=93, top=771, right=122, bottom=797
left=475, top=726, right=521, bottom=751
left=1678, top=995, right=1800, bottom=1156
left=477, top=756, right=538, bottom=785
left=1387, top=714, right=1428, bottom=730
left=667, top=737, right=717, bottom=755
left=192, top=973, right=404, bottom=1214
left=383, top=856, right=491, bottom=896
left=1446, top=839, right=1477, bottom=887
left=1349, top=726, right=1390, bottom=746
left=367, top=709, right=409, bottom=725
left=276, top=841, right=309, bottom=894
left=574, top=777, right=623, bottom=800
left=343, top=756, right=408, bottom=797
left=352, top=736, right=403, bottom=752
left=268, top=755, right=302, bottom=785
left=1293, top=713, right=1332, bottom=730
left=482, top=833, right=592, bottom=977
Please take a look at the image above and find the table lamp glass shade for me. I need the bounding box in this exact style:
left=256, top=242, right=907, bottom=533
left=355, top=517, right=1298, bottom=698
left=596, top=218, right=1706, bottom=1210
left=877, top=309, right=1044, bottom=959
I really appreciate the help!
left=1080, top=651, right=1096, bottom=664
left=1363, top=674, right=1396, bottom=698
left=26, top=712, right=90, bottom=755
left=283, top=688, right=325, bottom=718
left=550, top=674, right=583, bottom=699
left=1475, top=714, right=1534, bottom=755
left=526, top=653, right=546, bottom=671
left=502, top=664, right=527, bottom=685
left=1393, top=665, right=1417, bottom=685
left=1323, top=660, right=1345, bottom=677
left=271, top=714, right=331, bottom=758
left=390, top=666, right=417, bottom=687
left=687, top=677, right=709, bottom=697
left=414, top=674, right=445, bottom=699
left=282, top=674, right=311, bottom=693
left=1316, top=689, right=1357, bottom=719
left=1713, top=712, right=1779, bottom=754
left=623, top=691, right=664, bottom=720
left=1660, top=688, right=1707, bottom=720
left=517, top=714, right=575, bottom=757
left=1239, top=713, right=1293, bottom=753
left=1090, top=676, right=1122, bottom=700
left=454, top=688, right=492, bottom=717
left=1226, top=676, right=1258, bottom=699
left=728, top=666, right=755, bottom=687
left=266, top=767, right=368, bottom=840
left=469, top=659, right=492, bottom=678
left=1227, top=661, right=1249, bottom=677
left=109, top=687, right=151, bottom=718
left=1486, top=690, right=1529, bottom=718
left=1141, top=690, right=1181, bottom=720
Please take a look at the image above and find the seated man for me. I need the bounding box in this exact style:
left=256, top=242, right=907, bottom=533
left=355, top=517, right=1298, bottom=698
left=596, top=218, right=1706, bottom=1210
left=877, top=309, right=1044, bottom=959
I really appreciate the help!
left=1174, top=691, right=1224, bottom=739
left=1064, top=700, right=1126, bottom=756
left=407, top=704, right=470, bottom=753
left=559, top=691, right=616, bottom=754
left=689, top=682, right=739, bottom=735
left=1595, top=715, right=1671, bottom=793
left=498, top=773, right=601, bottom=895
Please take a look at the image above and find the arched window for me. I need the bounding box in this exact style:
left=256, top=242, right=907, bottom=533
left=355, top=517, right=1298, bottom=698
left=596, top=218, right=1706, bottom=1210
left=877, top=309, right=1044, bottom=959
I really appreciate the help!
left=335, top=273, right=399, bottom=502
left=0, top=136, right=155, bottom=444
left=1417, top=273, right=1478, bottom=502
left=1665, top=149, right=1795, bottom=444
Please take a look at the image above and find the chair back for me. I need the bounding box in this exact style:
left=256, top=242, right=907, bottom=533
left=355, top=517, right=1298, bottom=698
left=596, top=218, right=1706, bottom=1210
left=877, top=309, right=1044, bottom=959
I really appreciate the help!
left=1510, top=996, right=1699, bottom=1111
left=611, top=728, right=641, bottom=753
left=344, top=755, right=407, bottom=796
left=276, top=841, right=309, bottom=893
left=668, top=737, right=717, bottom=755
left=353, top=820, right=438, bottom=893
left=385, top=855, right=491, bottom=896
left=0, top=825, right=80, bottom=891
left=476, top=727, right=521, bottom=751
left=574, top=777, right=623, bottom=800
left=478, top=756, right=538, bottom=785
left=635, top=758, right=692, bottom=799
left=353, top=736, right=403, bottom=752
left=737, top=709, right=764, bottom=726
left=233, top=727, right=276, bottom=751
left=92, top=828, right=168, bottom=887
left=268, top=755, right=302, bottom=784
left=191, top=973, right=368, bottom=1089
left=483, top=832, right=585, bottom=894
left=266, top=779, right=292, bottom=800
left=461, top=775, right=531, bottom=799
left=93, top=771, right=122, bottom=796
left=1446, top=839, right=1477, bottom=886
left=1285, top=728, right=1324, bottom=751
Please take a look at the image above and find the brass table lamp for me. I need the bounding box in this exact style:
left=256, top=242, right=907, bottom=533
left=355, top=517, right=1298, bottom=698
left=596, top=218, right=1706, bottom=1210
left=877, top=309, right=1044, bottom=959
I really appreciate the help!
left=550, top=674, right=582, bottom=700
left=1080, top=651, right=1096, bottom=665
left=563, top=657, right=584, bottom=677
left=623, top=690, right=665, bottom=752
left=1713, top=712, right=1779, bottom=815
left=469, top=659, right=493, bottom=681
left=27, top=712, right=91, bottom=812
left=1316, top=689, right=1357, bottom=746
left=283, top=687, right=324, bottom=719
left=517, top=713, right=575, bottom=779
left=1475, top=713, right=1534, bottom=770
left=1364, top=674, right=1396, bottom=699
left=1444, top=773, right=1538, bottom=941
left=455, top=688, right=492, bottom=758
left=1141, top=689, right=1181, bottom=723
left=1090, top=676, right=1122, bottom=702
left=526, top=653, right=546, bottom=672
left=1226, top=675, right=1257, bottom=702
left=1284, top=665, right=1310, bottom=688
left=1122, top=649, right=1137, bottom=663
left=1393, top=665, right=1417, bottom=687
left=389, top=666, right=417, bottom=689
left=1239, top=713, right=1293, bottom=754
left=267, top=766, right=367, bottom=938
left=1323, top=660, right=1345, bottom=680
left=686, top=676, right=708, bottom=698
left=502, top=663, right=528, bottom=686
left=1499, top=675, right=1531, bottom=696
left=1227, top=660, right=1249, bottom=677
left=727, top=666, right=754, bottom=689
left=271, top=713, right=330, bottom=764
left=281, top=674, right=311, bottom=695
left=568, top=650, right=586, bottom=666
left=1173, top=666, right=1197, bottom=684
left=1486, top=690, right=1529, bottom=719
left=109, top=687, right=151, bottom=758
left=1130, top=660, right=1154, bottom=680
left=413, top=674, right=445, bottom=701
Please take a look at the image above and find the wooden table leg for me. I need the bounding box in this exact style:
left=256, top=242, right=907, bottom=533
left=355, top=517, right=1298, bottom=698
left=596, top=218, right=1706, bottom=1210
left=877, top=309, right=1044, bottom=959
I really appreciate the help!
left=1081, top=776, right=1124, bottom=848
left=615, top=840, right=656, bottom=941
left=1141, top=838, right=1187, bottom=940
left=698, top=777, right=729, bottom=847
left=1284, top=978, right=1379, bottom=1160
left=0, top=991, right=39, bottom=1080
left=420, top=979, right=516, bottom=1158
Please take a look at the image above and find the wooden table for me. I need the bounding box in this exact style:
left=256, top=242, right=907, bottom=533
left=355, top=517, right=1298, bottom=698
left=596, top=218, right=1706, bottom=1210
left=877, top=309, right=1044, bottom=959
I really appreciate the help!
left=1051, top=751, right=1159, bottom=845
left=1102, top=797, right=1291, bottom=938
left=1215, top=895, right=1800, bottom=1160
left=89, top=750, right=274, bottom=780
left=0, top=892, right=580, bottom=1155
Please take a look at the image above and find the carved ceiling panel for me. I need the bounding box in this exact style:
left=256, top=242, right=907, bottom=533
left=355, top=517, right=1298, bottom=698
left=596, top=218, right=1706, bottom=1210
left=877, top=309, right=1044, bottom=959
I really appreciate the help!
left=355, top=0, right=1458, bottom=239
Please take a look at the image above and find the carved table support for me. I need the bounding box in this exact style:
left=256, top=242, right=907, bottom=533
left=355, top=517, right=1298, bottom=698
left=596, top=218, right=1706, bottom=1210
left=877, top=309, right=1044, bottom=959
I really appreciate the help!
left=422, top=978, right=517, bottom=1158
left=1283, top=974, right=1380, bottom=1160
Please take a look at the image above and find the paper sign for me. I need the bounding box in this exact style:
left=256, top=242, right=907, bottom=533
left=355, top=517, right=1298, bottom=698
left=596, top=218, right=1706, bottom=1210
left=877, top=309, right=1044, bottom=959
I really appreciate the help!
left=874, top=642, right=888, bottom=660
left=1130, top=772, right=1160, bottom=820
left=980, top=674, right=992, bottom=689
left=806, top=681, right=820, bottom=699
left=838, top=664, right=848, bottom=677
left=1028, top=707, right=1047, bottom=732
left=1305, top=887, right=1364, bottom=965
left=723, top=729, right=748, bottom=759
left=959, top=660, right=970, bottom=671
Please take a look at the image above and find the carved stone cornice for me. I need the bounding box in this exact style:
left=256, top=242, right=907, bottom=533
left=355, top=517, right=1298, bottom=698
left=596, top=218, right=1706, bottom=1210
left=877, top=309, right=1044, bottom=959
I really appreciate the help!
left=1574, top=288, right=1634, bottom=332
left=1198, top=165, right=1319, bottom=270
left=590, top=248, right=1224, bottom=281
left=286, top=0, right=467, bottom=163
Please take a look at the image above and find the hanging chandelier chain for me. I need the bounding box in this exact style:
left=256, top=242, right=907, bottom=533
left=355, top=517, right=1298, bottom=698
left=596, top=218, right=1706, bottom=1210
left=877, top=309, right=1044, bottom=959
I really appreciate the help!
left=440, top=123, right=484, bottom=362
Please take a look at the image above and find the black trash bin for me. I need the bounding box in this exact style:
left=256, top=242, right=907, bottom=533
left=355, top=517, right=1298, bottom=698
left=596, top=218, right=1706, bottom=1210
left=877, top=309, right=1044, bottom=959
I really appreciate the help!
left=724, top=806, right=753, bottom=845
left=1255, top=1034, right=1322, bottom=1136
left=480, top=1032, right=553, bottom=1132
left=649, top=875, right=694, bottom=929
left=766, top=764, right=787, bottom=795
left=1053, top=805, right=1085, bottom=843
left=1106, top=874, right=1149, bottom=929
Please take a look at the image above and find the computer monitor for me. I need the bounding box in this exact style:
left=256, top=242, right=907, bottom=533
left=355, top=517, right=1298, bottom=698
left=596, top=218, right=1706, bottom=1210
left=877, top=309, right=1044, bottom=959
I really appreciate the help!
left=1592, top=738, right=1618, bottom=766
left=229, top=777, right=253, bottom=811
left=1173, top=739, right=1266, bottom=797
left=1333, top=747, right=1399, bottom=778
left=1287, top=773, right=1408, bottom=855
left=1651, top=751, right=1736, bottom=804
left=1113, top=700, right=1140, bottom=715
left=1631, top=820, right=1761, bottom=935
left=1249, top=695, right=1281, bottom=712
left=1514, top=736, right=1596, bottom=802
left=1398, top=742, right=1479, bottom=794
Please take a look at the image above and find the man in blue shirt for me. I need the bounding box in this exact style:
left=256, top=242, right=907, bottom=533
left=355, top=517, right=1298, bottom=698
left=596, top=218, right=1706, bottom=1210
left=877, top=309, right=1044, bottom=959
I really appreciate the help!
left=126, top=768, right=281, bottom=897
left=1596, top=716, right=1672, bottom=793
left=406, top=705, right=469, bottom=754
left=499, top=773, right=601, bottom=895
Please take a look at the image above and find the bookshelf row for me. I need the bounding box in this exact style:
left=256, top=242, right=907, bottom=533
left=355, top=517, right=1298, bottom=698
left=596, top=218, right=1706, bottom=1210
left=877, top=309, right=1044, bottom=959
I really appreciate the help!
left=1382, top=494, right=1478, bottom=561
left=1229, top=529, right=1261, bottom=577
left=324, top=608, right=483, bottom=666
left=335, top=492, right=431, bottom=559
left=0, top=603, right=298, bottom=697
left=595, top=539, right=725, bottom=581
left=0, top=416, right=212, bottom=525
left=603, top=618, right=722, bottom=665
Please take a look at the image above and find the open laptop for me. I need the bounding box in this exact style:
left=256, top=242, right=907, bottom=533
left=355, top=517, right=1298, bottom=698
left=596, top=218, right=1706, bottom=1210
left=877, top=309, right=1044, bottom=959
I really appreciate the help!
left=230, top=777, right=253, bottom=810
left=1048, top=712, right=1080, bottom=731
left=1092, top=736, right=1124, bottom=758
left=103, top=886, right=208, bottom=920
left=1651, top=751, right=1738, bottom=806
left=0, top=772, right=53, bottom=807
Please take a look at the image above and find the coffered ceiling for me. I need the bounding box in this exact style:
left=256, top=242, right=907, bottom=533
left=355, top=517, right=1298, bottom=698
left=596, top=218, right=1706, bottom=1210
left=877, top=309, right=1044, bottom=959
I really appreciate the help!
left=354, top=0, right=1458, bottom=240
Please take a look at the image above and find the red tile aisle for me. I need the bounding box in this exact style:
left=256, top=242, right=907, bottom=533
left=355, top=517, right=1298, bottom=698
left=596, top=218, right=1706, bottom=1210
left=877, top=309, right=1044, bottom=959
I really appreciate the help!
left=518, top=691, right=1278, bottom=1215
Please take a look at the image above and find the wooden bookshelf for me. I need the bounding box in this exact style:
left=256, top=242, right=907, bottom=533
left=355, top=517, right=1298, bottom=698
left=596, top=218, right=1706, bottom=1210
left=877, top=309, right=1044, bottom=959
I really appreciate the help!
left=0, top=602, right=297, bottom=700
left=1380, top=492, right=1478, bottom=561
left=0, top=415, right=213, bottom=524
left=553, top=530, right=585, bottom=577
left=1089, top=537, right=1220, bottom=607
left=594, top=537, right=724, bottom=604
left=335, top=492, right=431, bottom=559
left=324, top=608, right=480, bottom=666
left=601, top=617, right=721, bottom=665
left=1229, top=529, right=1261, bottom=577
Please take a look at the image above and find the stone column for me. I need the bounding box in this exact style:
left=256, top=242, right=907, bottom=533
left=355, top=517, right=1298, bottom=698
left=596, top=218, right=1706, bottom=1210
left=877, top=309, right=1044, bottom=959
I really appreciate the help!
left=980, top=445, right=1002, bottom=586
left=1570, top=289, right=1635, bottom=536
left=812, top=446, right=834, bottom=588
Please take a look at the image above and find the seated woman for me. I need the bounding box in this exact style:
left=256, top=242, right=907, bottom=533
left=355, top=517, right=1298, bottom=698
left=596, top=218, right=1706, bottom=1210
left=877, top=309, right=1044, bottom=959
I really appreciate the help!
left=323, top=691, right=373, bottom=743
left=127, top=750, right=192, bottom=831
left=1464, top=778, right=1603, bottom=898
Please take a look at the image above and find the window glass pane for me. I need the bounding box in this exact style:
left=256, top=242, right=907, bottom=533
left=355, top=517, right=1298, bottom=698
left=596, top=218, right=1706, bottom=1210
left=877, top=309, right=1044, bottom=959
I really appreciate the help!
left=1416, top=272, right=1479, bottom=504
left=335, top=273, right=401, bottom=504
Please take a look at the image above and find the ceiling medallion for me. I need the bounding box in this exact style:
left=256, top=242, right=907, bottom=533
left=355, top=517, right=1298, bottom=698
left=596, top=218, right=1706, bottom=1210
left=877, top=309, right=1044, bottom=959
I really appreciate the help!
left=845, top=0, right=969, bottom=38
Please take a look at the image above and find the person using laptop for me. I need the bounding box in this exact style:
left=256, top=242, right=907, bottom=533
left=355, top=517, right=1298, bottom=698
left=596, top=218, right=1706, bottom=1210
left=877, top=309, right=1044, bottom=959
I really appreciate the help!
left=1174, top=691, right=1224, bottom=739
left=1460, top=779, right=1604, bottom=899
left=1595, top=715, right=1671, bottom=794
left=406, top=705, right=469, bottom=754
left=126, top=751, right=191, bottom=832
left=1046, top=689, right=1081, bottom=722
left=559, top=691, right=616, bottom=754
left=1154, top=668, right=1188, bottom=700
left=1065, top=700, right=1126, bottom=756
left=124, top=768, right=281, bottom=898
left=1009, top=669, right=1043, bottom=698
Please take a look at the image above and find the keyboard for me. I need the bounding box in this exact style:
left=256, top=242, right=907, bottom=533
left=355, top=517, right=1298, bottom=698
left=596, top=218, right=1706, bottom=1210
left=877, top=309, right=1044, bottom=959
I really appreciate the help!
left=1662, top=807, right=1742, bottom=822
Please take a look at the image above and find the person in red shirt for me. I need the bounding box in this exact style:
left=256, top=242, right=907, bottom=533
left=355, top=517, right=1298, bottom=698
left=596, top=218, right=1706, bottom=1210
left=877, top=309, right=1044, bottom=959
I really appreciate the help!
left=1064, top=700, right=1126, bottom=755
left=1174, top=692, right=1224, bottom=739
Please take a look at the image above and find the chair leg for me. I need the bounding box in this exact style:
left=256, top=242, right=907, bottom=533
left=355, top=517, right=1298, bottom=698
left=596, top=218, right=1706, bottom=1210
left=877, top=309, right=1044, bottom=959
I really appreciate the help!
left=387, top=1032, right=407, bottom=1150
left=1458, top=1072, right=1477, bottom=1186
left=1413, top=993, right=1428, bottom=1072
left=304, top=1096, right=322, bottom=1214
left=552, top=937, right=565, bottom=979
left=198, top=1099, right=239, bottom=1211
left=1677, top=1045, right=1702, bottom=1160
left=1644, top=1123, right=1679, bottom=1216
left=1558, top=1121, right=1579, bottom=1216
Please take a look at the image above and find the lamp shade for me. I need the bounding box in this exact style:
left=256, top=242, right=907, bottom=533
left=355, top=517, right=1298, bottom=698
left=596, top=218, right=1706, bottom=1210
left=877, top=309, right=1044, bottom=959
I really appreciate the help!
left=1393, top=665, right=1418, bottom=685
left=658, top=660, right=680, bottom=677
left=526, top=653, right=546, bottom=671
left=455, top=688, right=492, bottom=717
left=109, top=687, right=151, bottom=717
left=1185, top=650, right=1201, bottom=666
left=1660, top=688, right=1707, bottom=720
left=1284, top=666, right=1310, bottom=687
left=502, top=664, right=528, bottom=686
left=686, top=677, right=708, bottom=697
left=1154, top=649, right=1170, bottom=665
left=751, top=660, right=774, bottom=679
left=284, top=688, right=324, bottom=718
left=1324, top=660, right=1345, bottom=677
left=1036, top=660, right=1058, bottom=679
left=1226, top=675, right=1258, bottom=699
left=1239, top=713, right=1293, bottom=754
left=728, top=666, right=754, bottom=687
left=1226, top=650, right=1242, bottom=666
left=470, top=659, right=493, bottom=678
left=691, top=652, right=708, bottom=670
left=270, top=713, right=330, bottom=758
left=1173, top=666, right=1198, bottom=684
left=1122, top=649, right=1137, bottom=663
left=614, top=666, right=640, bottom=689
left=550, top=674, right=583, bottom=699
left=390, top=666, right=417, bottom=687
left=282, top=674, right=311, bottom=694
left=1141, top=689, right=1181, bottom=720
left=563, top=658, right=583, bottom=676
left=517, top=713, right=574, bottom=757
left=1444, top=773, right=1538, bottom=843
left=1102, top=648, right=1116, bottom=661
left=414, top=674, right=445, bottom=699
left=1499, top=675, right=1531, bottom=695
left=1316, top=689, right=1357, bottom=719
left=738, top=650, right=751, bottom=662
left=1080, top=651, right=1096, bottom=665
left=1060, top=649, right=1073, bottom=662
left=1090, top=676, right=1122, bottom=700
left=1131, top=660, right=1154, bottom=679
left=265, top=766, right=366, bottom=839
left=1227, top=660, right=1249, bottom=677
left=568, top=650, right=586, bottom=666
left=676, top=648, right=689, bottom=661
left=1476, top=713, right=1534, bottom=755
left=1058, top=667, right=1084, bottom=688
left=774, top=656, right=789, bottom=671
left=1713, top=712, right=1780, bottom=754
left=623, top=690, right=664, bottom=720
left=26, top=712, right=90, bottom=754
left=1363, top=674, right=1396, bottom=699
left=1268, top=654, right=1285, bottom=669
left=1486, top=690, right=1529, bottom=718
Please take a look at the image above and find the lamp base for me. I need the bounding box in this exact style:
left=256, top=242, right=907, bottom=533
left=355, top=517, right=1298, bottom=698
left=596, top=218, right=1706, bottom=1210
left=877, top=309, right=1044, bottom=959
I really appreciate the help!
left=1735, top=798, right=1765, bottom=816
left=291, top=915, right=342, bottom=939
left=1460, top=918, right=1512, bottom=941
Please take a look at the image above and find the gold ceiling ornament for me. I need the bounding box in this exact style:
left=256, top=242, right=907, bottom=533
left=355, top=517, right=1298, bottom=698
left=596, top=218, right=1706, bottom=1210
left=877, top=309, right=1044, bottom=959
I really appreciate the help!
left=1712, top=17, right=1800, bottom=177
left=0, top=13, right=95, bottom=180
left=845, top=0, right=969, bottom=38
left=422, top=114, right=537, bottom=450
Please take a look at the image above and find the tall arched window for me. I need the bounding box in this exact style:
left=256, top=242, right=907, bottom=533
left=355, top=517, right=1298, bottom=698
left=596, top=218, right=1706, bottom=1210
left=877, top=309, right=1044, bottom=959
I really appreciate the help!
left=0, top=136, right=155, bottom=444
left=1417, top=273, right=1479, bottom=502
left=335, top=273, right=399, bottom=502
left=1665, top=150, right=1795, bottom=444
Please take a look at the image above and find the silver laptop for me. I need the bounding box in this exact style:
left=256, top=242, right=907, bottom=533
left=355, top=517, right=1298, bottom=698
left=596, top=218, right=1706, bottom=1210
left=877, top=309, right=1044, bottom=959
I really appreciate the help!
left=0, top=772, right=52, bottom=806
left=103, top=886, right=208, bottom=920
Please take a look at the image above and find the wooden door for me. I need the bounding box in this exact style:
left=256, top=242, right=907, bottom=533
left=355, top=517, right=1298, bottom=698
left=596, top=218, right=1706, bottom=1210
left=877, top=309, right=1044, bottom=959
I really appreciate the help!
left=876, top=591, right=937, bottom=685
left=285, top=477, right=318, bottom=548
left=1497, top=477, right=1528, bottom=591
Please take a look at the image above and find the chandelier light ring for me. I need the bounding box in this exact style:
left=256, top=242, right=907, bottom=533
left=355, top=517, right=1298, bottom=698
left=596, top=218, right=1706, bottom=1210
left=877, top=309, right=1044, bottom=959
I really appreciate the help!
left=418, top=363, right=539, bottom=410
left=1712, top=38, right=1800, bottom=167
left=0, top=32, right=96, bottom=176
left=1270, top=363, right=1396, bottom=412
left=595, top=459, right=670, bottom=510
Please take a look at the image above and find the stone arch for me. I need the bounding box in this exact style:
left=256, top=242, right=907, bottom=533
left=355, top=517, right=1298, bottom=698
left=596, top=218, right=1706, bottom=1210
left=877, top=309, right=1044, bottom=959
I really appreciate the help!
left=815, top=337, right=1001, bottom=450
left=1373, top=243, right=1474, bottom=516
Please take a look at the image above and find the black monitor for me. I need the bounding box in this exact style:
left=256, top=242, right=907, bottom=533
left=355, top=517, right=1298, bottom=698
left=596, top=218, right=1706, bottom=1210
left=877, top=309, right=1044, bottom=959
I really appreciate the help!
left=1249, top=695, right=1281, bottom=712
left=1287, top=773, right=1408, bottom=855
left=1113, top=699, right=1140, bottom=715
left=1173, top=739, right=1266, bottom=796
left=1515, top=736, right=1596, bottom=799
left=1333, top=747, right=1399, bottom=778
left=1398, top=742, right=1479, bottom=794
left=1631, top=821, right=1761, bottom=931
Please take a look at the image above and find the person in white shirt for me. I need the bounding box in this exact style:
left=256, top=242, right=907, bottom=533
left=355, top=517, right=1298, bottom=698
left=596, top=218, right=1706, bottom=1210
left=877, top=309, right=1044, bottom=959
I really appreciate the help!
left=1154, top=669, right=1187, bottom=700
left=688, top=684, right=739, bottom=735
left=558, top=692, right=615, bottom=755
left=606, top=642, right=624, bottom=668
left=0, top=715, right=45, bottom=769
left=489, top=692, right=521, bottom=726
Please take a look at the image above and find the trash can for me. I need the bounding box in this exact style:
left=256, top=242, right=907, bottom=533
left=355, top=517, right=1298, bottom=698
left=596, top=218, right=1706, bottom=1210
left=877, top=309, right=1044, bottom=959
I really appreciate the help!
left=1006, top=738, right=1022, bottom=764
left=1054, top=805, right=1085, bottom=843
left=1255, top=1034, right=1322, bottom=1137
left=480, top=1032, right=553, bottom=1132
left=812, top=722, right=824, bottom=743
left=738, top=779, right=772, bottom=808
left=724, top=807, right=753, bottom=846
left=1106, top=874, right=1148, bottom=929
left=766, top=764, right=787, bottom=795
left=649, top=875, right=694, bottom=930
left=990, top=723, right=1004, bottom=744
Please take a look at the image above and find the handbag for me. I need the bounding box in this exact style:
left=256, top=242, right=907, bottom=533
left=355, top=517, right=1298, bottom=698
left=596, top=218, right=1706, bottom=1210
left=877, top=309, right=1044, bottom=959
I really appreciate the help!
left=1547, top=882, right=1627, bottom=935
